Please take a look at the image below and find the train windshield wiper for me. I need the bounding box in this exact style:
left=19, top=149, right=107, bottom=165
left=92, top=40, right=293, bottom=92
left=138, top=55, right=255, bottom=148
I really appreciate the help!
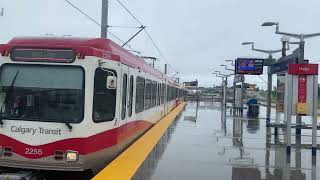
left=0, top=70, right=20, bottom=127
left=65, top=123, right=73, bottom=132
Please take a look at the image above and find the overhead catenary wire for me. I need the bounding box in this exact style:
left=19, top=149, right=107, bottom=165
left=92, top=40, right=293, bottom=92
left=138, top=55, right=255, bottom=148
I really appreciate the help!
left=114, top=0, right=178, bottom=74
left=109, top=25, right=143, bottom=29
left=115, top=0, right=144, bottom=26
left=63, top=0, right=137, bottom=51
left=258, top=75, right=268, bottom=84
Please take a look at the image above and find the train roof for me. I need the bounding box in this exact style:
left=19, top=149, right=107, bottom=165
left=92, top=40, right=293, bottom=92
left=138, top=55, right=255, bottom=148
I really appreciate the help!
left=0, top=37, right=178, bottom=84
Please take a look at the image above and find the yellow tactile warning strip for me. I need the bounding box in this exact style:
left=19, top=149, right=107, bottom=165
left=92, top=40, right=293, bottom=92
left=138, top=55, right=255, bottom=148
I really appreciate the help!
left=92, top=102, right=186, bottom=180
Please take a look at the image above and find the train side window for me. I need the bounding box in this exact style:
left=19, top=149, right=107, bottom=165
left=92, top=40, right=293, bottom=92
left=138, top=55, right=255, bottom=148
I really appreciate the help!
left=151, top=81, right=157, bottom=107
left=158, top=83, right=161, bottom=105
left=168, top=86, right=170, bottom=101
left=169, top=86, right=172, bottom=100
left=93, top=68, right=117, bottom=122
left=121, top=74, right=127, bottom=120
left=145, top=79, right=152, bottom=110
left=175, top=88, right=177, bottom=98
left=135, top=77, right=145, bottom=113
left=128, top=75, right=134, bottom=117
left=162, top=84, right=165, bottom=103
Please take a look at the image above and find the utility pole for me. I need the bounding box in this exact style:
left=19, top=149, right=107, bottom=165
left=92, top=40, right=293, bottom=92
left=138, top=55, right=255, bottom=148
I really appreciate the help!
left=101, top=0, right=109, bottom=38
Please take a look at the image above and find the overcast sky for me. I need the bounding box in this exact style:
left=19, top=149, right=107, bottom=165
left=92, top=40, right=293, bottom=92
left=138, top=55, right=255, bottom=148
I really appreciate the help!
left=1, top=0, right=320, bottom=88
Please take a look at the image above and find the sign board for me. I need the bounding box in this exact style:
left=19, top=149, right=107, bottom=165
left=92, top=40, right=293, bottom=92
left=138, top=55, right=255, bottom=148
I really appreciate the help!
left=263, top=58, right=276, bottom=66
left=288, top=64, right=318, bottom=75
left=10, top=48, right=75, bottom=63
left=270, top=59, right=309, bottom=74
left=297, top=76, right=307, bottom=103
left=270, top=58, right=297, bottom=74
left=270, top=47, right=308, bottom=74
left=183, top=80, right=198, bottom=87
left=234, top=74, right=244, bottom=83
left=235, top=58, right=264, bottom=75
left=285, top=64, right=318, bottom=116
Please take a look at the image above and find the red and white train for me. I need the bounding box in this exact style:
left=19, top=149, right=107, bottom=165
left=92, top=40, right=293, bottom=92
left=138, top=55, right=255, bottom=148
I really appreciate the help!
left=0, top=37, right=186, bottom=175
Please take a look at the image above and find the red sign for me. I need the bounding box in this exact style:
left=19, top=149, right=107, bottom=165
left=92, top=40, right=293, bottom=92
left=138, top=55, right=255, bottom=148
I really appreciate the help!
left=298, top=75, right=307, bottom=103
left=288, top=64, right=318, bottom=75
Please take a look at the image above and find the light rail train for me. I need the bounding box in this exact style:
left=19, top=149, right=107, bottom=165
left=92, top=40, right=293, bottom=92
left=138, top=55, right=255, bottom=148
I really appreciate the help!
left=0, top=37, right=186, bottom=176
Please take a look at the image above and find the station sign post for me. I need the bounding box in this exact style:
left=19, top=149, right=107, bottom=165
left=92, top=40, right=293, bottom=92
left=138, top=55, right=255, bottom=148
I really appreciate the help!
left=234, top=75, right=244, bottom=111
left=285, top=64, right=318, bottom=156
left=235, top=58, right=263, bottom=115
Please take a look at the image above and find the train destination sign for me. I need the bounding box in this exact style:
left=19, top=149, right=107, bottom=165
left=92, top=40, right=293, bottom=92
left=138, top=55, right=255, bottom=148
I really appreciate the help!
left=11, top=48, right=75, bottom=63
left=235, top=58, right=264, bottom=75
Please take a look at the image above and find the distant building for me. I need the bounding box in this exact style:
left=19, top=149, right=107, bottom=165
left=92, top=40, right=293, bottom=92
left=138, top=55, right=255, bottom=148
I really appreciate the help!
left=183, top=80, right=198, bottom=88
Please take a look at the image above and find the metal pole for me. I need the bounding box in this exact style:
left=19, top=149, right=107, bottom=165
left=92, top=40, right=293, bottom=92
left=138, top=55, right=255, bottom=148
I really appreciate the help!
left=286, top=74, right=293, bottom=156
left=221, top=78, right=224, bottom=106
left=101, top=0, right=109, bottom=38
left=223, top=77, right=227, bottom=135
left=164, top=64, right=167, bottom=74
left=312, top=156, right=316, bottom=180
left=240, top=76, right=244, bottom=116
left=233, top=78, right=236, bottom=115
left=282, top=41, right=287, bottom=57
left=266, top=55, right=272, bottom=125
left=224, top=77, right=228, bottom=109
left=312, top=75, right=318, bottom=156
left=296, top=40, right=305, bottom=135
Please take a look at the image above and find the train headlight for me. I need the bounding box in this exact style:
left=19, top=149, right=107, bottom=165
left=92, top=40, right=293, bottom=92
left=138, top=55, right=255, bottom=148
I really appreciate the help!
left=66, top=151, right=78, bottom=162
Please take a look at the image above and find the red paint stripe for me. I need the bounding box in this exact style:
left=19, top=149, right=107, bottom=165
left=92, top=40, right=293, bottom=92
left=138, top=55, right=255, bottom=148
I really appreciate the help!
left=0, top=120, right=153, bottom=159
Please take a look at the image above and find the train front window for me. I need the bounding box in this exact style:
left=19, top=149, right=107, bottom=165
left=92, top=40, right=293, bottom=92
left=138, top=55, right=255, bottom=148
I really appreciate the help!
left=0, top=64, right=84, bottom=123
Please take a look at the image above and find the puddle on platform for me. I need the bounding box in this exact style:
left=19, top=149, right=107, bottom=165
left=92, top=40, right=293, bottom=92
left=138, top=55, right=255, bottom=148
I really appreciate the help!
left=134, top=101, right=320, bottom=180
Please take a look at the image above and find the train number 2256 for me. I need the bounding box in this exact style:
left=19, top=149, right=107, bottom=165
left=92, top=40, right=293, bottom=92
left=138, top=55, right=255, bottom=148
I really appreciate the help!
left=25, top=148, right=43, bottom=155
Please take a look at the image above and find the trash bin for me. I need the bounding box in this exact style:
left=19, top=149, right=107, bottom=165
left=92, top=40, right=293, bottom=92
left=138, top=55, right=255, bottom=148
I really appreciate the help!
left=247, top=98, right=260, bottom=117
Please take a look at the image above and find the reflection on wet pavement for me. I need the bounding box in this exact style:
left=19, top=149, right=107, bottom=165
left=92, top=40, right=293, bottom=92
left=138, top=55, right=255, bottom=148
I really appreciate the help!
left=133, top=101, right=320, bottom=180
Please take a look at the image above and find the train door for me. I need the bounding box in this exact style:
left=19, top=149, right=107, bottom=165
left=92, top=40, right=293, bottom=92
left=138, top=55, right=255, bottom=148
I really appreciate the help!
left=119, top=65, right=129, bottom=146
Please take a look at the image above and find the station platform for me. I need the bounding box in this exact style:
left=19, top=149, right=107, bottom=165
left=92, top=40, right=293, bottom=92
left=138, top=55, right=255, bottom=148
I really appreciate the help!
left=93, top=101, right=320, bottom=180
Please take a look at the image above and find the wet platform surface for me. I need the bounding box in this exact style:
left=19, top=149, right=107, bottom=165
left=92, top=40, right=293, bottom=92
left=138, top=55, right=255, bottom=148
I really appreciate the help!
left=134, top=101, right=320, bottom=180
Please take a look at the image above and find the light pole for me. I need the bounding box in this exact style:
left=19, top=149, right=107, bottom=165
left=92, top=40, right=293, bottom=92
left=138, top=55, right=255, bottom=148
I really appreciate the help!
left=225, top=59, right=235, bottom=66
left=241, top=41, right=288, bottom=125
left=212, top=72, right=226, bottom=104
left=262, top=22, right=320, bottom=136
left=213, top=72, right=228, bottom=134
left=214, top=71, right=232, bottom=112
left=220, top=63, right=236, bottom=114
